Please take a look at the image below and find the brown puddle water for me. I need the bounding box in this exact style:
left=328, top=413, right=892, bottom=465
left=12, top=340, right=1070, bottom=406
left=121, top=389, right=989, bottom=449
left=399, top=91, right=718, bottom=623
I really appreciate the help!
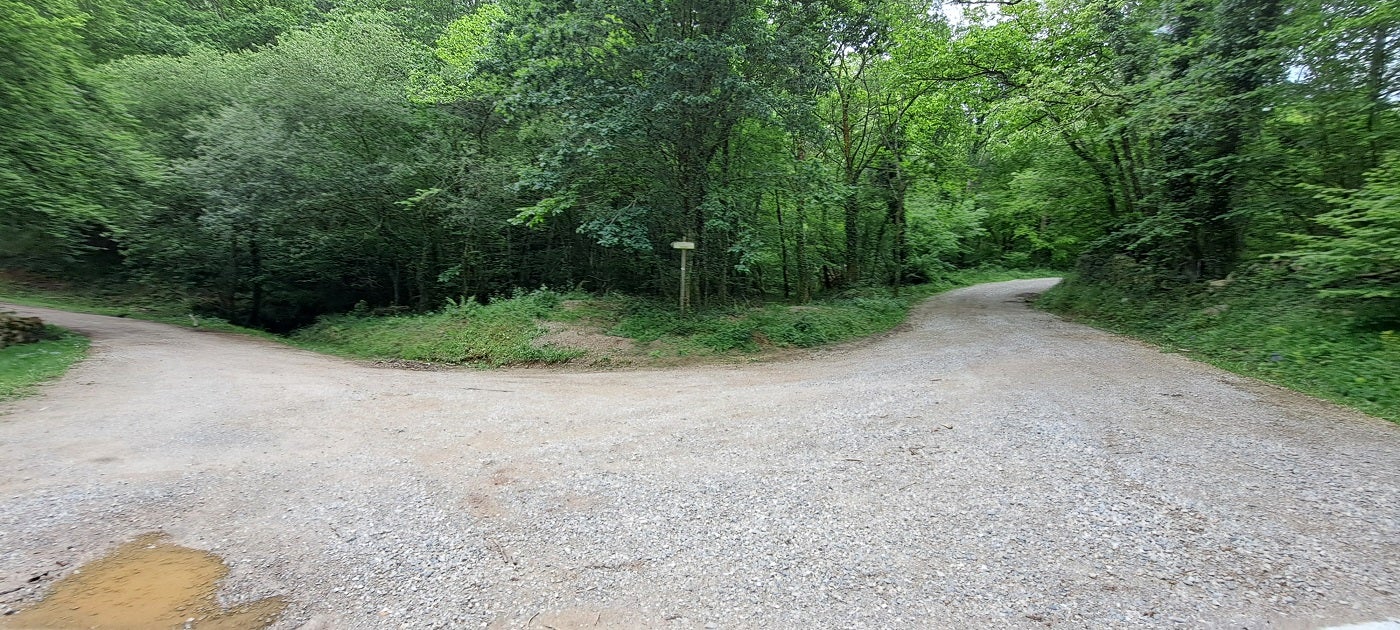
left=2, top=534, right=285, bottom=629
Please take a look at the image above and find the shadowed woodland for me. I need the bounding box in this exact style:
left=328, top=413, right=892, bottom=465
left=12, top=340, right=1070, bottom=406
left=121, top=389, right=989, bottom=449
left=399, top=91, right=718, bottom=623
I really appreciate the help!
left=2, top=0, right=1395, bottom=333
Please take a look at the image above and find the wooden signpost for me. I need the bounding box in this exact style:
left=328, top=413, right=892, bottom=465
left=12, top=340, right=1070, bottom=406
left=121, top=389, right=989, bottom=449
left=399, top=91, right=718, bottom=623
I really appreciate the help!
left=671, top=240, right=695, bottom=313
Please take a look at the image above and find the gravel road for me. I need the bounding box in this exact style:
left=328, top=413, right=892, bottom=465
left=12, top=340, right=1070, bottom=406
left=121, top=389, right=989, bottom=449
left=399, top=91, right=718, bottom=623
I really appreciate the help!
left=1, top=278, right=1397, bottom=629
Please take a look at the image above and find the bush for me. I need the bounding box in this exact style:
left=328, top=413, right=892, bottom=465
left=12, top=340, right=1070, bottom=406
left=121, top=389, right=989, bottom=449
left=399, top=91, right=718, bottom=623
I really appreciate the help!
left=1277, top=153, right=1400, bottom=323
left=292, top=288, right=578, bottom=366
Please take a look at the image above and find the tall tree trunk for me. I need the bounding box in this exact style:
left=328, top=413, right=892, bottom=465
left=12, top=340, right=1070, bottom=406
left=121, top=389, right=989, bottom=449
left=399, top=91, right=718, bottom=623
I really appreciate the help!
left=1108, top=138, right=1137, bottom=215
left=390, top=262, right=401, bottom=306
left=248, top=235, right=263, bottom=326
left=839, top=79, right=861, bottom=287
left=1061, top=131, right=1120, bottom=217
left=1119, top=130, right=1145, bottom=201
left=889, top=176, right=908, bottom=295
left=843, top=193, right=859, bottom=286
left=223, top=232, right=238, bottom=320
left=796, top=195, right=810, bottom=304
left=775, top=191, right=790, bottom=300
left=1364, top=24, right=1391, bottom=170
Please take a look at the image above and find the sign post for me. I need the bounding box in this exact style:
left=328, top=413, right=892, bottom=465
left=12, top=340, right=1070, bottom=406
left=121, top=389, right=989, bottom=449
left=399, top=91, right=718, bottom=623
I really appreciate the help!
left=671, top=240, right=695, bottom=313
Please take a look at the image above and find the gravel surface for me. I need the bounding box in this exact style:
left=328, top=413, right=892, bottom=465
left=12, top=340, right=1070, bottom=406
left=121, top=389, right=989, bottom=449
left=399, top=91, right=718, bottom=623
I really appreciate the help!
left=1, top=278, right=1397, bottom=629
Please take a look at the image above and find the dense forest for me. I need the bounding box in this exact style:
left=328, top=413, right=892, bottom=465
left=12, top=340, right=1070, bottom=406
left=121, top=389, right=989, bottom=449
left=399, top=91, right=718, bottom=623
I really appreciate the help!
left=2, top=0, right=1396, bottom=332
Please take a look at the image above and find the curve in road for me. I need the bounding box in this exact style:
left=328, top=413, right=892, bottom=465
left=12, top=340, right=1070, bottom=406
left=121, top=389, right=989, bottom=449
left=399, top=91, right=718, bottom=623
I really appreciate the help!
left=1, top=279, right=1396, bottom=628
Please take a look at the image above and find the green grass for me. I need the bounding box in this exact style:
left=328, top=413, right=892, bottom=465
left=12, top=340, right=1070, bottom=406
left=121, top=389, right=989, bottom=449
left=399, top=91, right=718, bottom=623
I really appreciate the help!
left=1, top=268, right=1060, bottom=368
left=1039, top=270, right=1400, bottom=423
left=291, top=289, right=582, bottom=366
left=559, top=267, right=1060, bottom=357
left=0, top=326, right=90, bottom=401
left=292, top=268, right=1057, bottom=365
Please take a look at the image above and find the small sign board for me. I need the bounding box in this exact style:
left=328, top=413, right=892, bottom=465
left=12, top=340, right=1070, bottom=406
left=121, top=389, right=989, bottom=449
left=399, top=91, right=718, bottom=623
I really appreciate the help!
left=671, top=241, right=696, bottom=250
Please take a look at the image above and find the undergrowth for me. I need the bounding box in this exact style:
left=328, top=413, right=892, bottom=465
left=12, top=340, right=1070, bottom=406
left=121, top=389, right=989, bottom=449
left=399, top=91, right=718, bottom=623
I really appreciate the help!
left=0, top=326, right=89, bottom=401
left=291, top=288, right=581, bottom=366
left=2, top=268, right=1059, bottom=368
left=1039, top=267, right=1400, bottom=423
left=293, top=268, right=1057, bottom=364
left=562, top=267, right=1059, bottom=356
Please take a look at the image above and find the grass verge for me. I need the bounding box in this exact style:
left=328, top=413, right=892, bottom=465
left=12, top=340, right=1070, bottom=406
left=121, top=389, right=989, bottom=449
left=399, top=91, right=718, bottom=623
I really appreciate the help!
left=3, top=268, right=1058, bottom=368
left=294, top=268, right=1057, bottom=366
left=1038, top=270, right=1399, bottom=423
left=551, top=267, right=1059, bottom=360
left=291, top=289, right=583, bottom=366
left=0, top=326, right=90, bottom=401
left=0, top=279, right=279, bottom=340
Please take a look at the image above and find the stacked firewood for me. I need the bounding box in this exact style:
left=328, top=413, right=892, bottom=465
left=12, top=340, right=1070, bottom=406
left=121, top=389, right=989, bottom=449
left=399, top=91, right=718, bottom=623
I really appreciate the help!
left=0, top=312, right=46, bottom=349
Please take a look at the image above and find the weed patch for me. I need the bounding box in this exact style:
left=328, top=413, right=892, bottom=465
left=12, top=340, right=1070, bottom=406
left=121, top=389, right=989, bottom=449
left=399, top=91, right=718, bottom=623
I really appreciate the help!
left=292, top=289, right=580, bottom=366
left=0, top=326, right=89, bottom=401
left=585, top=268, right=1059, bottom=357
left=2, top=269, right=1060, bottom=369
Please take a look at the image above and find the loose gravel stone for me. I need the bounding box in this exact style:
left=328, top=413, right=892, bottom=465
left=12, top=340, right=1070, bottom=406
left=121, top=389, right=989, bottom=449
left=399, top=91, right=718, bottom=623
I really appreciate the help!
left=0, top=279, right=1397, bottom=628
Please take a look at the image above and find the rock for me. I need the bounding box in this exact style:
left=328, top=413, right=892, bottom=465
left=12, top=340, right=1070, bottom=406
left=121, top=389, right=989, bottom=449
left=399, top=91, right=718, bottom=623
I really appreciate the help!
left=1199, top=304, right=1229, bottom=317
left=296, top=613, right=337, bottom=629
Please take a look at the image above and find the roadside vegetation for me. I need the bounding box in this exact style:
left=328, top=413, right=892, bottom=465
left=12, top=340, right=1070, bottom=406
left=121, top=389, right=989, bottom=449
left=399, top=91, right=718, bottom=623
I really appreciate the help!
left=0, top=326, right=89, bottom=402
left=3, top=269, right=1054, bottom=368
left=291, top=288, right=581, bottom=366
left=293, top=268, right=1055, bottom=366
left=1040, top=267, right=1400, bottom=423
left=2, top=0, right=1393, bottom=414
left=0, top=276, right=281, bottom=340
left=581, top=268, right=1056, bottom=356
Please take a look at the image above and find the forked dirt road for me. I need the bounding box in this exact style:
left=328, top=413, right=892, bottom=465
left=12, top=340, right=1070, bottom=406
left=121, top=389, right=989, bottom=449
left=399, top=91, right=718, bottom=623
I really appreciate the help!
left=1, top=279, right=1396, bottom=629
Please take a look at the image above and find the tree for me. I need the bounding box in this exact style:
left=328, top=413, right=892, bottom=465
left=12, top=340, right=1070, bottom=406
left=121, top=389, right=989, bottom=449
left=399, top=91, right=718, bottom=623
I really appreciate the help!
left=498, top=0, right=833, bottom=302
left=128, top=12, right=440, bottom=325
left=1281, top=154, right=1400, bottom=307
left=0, top=0, right=158, bottom=270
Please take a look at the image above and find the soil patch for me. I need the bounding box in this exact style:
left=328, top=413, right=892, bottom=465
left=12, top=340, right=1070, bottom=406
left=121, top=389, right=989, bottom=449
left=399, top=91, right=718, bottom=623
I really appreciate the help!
left=532, top=321, right=636, bottom=364
left=2, top=533, right=284, bottom=629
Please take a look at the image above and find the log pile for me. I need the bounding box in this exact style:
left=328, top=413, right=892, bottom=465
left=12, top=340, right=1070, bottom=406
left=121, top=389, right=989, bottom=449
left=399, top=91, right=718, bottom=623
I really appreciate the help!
left=0, top=312, right=47, bottom=349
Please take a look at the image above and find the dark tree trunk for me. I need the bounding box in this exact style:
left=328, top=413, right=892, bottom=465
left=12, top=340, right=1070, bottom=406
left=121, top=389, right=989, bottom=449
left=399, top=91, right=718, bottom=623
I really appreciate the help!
left=774, top=192, right=790, bottom=300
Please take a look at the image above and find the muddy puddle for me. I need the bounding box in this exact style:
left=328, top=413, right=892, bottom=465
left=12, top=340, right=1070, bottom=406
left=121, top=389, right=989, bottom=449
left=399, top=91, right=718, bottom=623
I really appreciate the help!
left=2, top=534, right=284, bottom=629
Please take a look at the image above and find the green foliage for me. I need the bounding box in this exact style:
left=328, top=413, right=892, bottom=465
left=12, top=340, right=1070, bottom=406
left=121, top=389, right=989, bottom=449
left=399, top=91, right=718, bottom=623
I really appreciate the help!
left=434, top=3, right=504, bottom=70
left=75, top=0, right=314, bottom=59
left=292, top=288, right=579, bottom=366
left=330, top=0, right=469, bottom=44
left=1041, top=269, right=1400, bottom=423
left=0, top=0, right=160, bottom=269
left=490, top=0, right=840, bottom=298
left=290, top=269, right=1052, bottom=364
left=606, top=296, right=907, bottom=353
left=1, top=0, right=1392, bottom=425
left=116, top=12, right=446, bottom=327
left=1279, top=155, right=1400, bottom=305
left=599, top=267, right=1055, bottom=354
left=0, top=326, right=89, bottom=401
